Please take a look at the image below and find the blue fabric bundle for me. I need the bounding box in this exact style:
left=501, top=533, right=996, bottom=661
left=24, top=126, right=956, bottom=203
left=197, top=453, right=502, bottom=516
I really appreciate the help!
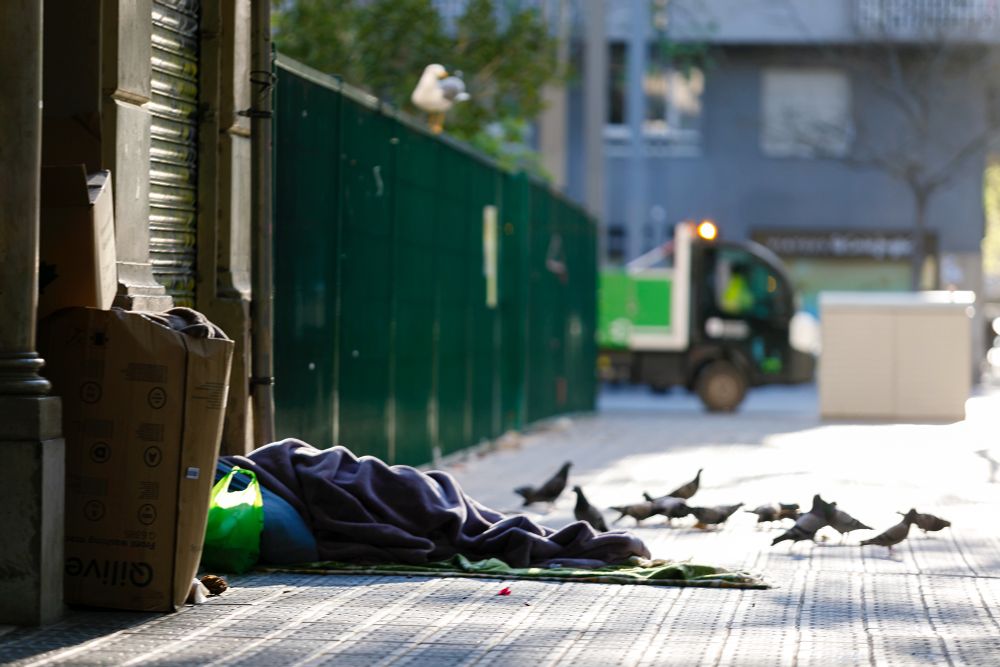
left=221, top=439, right=649, bottom=568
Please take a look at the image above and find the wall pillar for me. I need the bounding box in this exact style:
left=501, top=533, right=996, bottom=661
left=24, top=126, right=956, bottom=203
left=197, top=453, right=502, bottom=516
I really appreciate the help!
left=583, top=0, right=607, bottom=262
left=104, top=0, right=173, bottom=311
left=0, top=0, right=66, bottom=626
left=538, top=0, right=570, bottom=189
left=197, top=0, right=254, bottom=454
left=625, top=1, right=648, bottom=262
left=42, top=0, right=171, bottom=312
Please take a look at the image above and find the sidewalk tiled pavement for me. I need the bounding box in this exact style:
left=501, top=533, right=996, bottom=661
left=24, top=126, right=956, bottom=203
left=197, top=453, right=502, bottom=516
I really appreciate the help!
left=3, top=385, right=1000, bottom=665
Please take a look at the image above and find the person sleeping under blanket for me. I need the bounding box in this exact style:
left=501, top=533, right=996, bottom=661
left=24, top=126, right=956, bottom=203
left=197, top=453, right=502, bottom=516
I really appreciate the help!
left=217, top=439, right=649, bottom=568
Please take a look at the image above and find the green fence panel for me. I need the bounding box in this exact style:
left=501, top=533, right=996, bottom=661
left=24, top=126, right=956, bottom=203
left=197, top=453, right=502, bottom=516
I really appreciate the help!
left=273, top=63, right=341, bottom=449
left=434, top=145, right=471, bottom=456
left=273, top=55, right=596, bottom=464
left=468, top=159, right=499, bottom=445
left=561, top=200, right=597, bottom=414
left=391, top=128, right=439, bottom=465
left=498, top=172, right=529, bottom=432
left=525, top=182, right=560, bottom=423
left=579, top=210, right=599, bottom=411
left=335, top=95, right=395, bottom=461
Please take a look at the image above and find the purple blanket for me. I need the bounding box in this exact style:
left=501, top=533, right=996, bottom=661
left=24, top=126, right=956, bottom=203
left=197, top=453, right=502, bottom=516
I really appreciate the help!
left=222, top=439, right=649, bottom=568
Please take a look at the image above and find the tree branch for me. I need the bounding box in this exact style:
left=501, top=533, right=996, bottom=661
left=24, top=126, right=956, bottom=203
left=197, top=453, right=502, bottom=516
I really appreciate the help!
left=924, top=127, right=994, bottom=191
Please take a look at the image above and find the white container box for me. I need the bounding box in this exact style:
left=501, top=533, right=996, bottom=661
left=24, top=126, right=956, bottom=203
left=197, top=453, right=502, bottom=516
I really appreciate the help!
left=819, top=291, right=974, bottom=421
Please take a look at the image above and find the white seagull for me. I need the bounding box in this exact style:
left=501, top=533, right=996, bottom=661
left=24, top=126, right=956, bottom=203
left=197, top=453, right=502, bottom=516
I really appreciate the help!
left=411, top=64, right=470, bottom=133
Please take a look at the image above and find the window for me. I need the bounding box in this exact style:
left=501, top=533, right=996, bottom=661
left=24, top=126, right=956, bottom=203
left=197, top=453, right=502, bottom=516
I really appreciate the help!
left=607, top=225, right=627, bottom=264
left=644, top=48, right=703, bottom=141
left=608, top=43, right=627, bottom=125
left=761, top=68, right=852, bottom=158
left=709, top=248, right=788, bottom=321
left=642, top=223, right=656, bottom=253
left=606, top=42, right=704, bottom=148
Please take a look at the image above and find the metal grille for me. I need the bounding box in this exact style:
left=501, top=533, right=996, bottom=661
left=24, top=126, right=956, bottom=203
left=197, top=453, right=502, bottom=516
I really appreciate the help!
left=149, top=0, right=201, bottom=307
left=855, top=0, right=1000, bottom=37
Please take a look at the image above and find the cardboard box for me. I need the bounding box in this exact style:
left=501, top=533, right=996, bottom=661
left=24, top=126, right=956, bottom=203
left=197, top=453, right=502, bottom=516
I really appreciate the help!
left=39, top=166, right=118, bottom=319
left=39, top=308, right=234, bottom=612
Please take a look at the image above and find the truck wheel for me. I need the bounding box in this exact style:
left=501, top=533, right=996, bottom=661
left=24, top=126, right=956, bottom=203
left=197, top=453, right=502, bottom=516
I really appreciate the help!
left=696, top=360, right=747, bottom=412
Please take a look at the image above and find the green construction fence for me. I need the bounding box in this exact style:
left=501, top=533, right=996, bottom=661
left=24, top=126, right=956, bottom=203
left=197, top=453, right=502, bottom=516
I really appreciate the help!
left=272, top=55, right=597, bottom=465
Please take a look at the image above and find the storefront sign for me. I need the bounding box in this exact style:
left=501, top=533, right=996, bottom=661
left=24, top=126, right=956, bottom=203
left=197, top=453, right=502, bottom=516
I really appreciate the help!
left=751, top=229, right=936, bottom=260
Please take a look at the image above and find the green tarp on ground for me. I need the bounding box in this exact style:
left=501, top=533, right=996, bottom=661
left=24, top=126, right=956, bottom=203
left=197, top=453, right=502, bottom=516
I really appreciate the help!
left=257, top=554, right=768, bottom=590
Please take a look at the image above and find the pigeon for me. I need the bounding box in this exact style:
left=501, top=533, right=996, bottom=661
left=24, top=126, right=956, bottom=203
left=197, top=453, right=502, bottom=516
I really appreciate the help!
left=689, top=503, right=743, bottom=528
left=828, top=506, right=872, bottom=539
left=975, top=449, right=999, bottom=483
left=410, top=64, right=470, bottom=133
left=573, top=486, right=608, bottom=532
left=903, top=509, right=951, bottom=534
left=642, top=492, right=692, bottom=523
left=609, top=501, right=661, bottom=525
left=778, top=504, right=802, bottom=521
left=746, top=503, right=800, bottom=525
left=513, top=462, right=571, bottom=506
left=861, top=509, right=917, bottom=552
left=771, top=494, right=835, bottom=546
left=666, top=469, right=703, bottom=500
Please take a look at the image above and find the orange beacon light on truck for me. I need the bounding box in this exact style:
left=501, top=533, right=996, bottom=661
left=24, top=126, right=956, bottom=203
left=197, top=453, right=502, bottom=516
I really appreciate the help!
left=696, top=220, right=718, bottom=241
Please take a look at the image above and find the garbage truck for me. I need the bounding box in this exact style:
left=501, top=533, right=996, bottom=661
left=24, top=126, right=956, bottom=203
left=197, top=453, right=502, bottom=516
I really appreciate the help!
left=597, top=220, right=817, bottom=411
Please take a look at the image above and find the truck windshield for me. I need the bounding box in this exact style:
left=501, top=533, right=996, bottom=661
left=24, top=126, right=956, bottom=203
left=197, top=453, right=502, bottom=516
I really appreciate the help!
left=710, top=247, right=788, bottom=321
left=626, top=241, right=674, bottom=271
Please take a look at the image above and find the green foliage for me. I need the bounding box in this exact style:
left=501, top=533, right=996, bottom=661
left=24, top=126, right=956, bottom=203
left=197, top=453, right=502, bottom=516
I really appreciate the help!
left=651, top=40, right=715, bottom=76
left=467, top=117, right=552, bottom=179
left=984, top=160, right=1000, bottom=278
left=353, top=0, right=446, bottom=103
left=272, top=0, right=558, bottom=176
left=271, top=0, right=357, bottom=80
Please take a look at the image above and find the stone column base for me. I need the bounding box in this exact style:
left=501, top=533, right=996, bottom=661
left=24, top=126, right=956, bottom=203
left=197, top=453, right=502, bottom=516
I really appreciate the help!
left=0, top=396, right=64, bottom=626
left=114, top=262, right=173, bottom=312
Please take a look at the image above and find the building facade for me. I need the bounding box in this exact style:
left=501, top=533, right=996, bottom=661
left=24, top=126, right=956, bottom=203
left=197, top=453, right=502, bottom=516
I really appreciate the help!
left=564, top=0, right=999, bottom=312
left=0, top=0, right=255, bottom=624
left=41, top=0, right=256, bottom=453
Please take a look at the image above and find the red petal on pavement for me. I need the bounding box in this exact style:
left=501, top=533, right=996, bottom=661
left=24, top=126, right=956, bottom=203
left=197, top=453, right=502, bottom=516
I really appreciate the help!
left=497, top=587, right=512, bottom=596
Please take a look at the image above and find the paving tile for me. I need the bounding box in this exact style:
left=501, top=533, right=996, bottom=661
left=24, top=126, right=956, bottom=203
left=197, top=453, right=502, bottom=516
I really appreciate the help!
left=5, top=388, right=1000, bottom=666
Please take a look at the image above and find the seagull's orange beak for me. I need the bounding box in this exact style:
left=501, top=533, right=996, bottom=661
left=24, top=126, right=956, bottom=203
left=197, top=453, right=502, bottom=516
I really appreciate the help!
left=438, top=69, right=449, bottom=79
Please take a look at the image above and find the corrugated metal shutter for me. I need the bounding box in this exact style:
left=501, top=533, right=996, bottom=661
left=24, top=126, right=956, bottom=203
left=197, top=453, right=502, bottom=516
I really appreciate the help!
left=149, top=0, right=200, bottom=307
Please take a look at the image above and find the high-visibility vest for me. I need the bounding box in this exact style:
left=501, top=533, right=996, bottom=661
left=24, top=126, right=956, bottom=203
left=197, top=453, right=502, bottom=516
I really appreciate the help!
left=721, top=274, right=753, bottom=314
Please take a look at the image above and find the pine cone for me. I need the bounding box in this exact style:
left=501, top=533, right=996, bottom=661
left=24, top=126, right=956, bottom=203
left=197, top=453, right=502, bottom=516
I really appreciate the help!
left=200, top=574, right=228, bottom=596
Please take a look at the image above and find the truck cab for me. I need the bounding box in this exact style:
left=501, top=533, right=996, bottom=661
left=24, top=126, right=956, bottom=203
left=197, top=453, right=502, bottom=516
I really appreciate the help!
left=598, top=221, right=815, bottom=411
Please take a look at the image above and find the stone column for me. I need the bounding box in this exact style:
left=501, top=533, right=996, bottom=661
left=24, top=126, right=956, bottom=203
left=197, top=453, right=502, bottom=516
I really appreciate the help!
left=0, top=0, right=66, bottom=626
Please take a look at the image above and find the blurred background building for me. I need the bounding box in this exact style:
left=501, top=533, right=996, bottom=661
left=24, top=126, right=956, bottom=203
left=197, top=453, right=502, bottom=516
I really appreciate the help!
left=554, top=0, right=1000, bottom=318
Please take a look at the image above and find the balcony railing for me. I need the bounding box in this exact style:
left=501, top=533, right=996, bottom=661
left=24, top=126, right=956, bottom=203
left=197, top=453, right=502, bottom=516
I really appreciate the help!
left=855, top=0, right=1000, bottom=39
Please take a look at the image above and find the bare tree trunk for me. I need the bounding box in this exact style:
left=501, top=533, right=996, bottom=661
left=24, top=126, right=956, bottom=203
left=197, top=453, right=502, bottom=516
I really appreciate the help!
left=910, top=189, right=930, bottom=291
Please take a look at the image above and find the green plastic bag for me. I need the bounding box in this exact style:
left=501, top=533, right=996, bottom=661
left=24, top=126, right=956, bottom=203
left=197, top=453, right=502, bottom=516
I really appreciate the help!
left=200, top=466, right=264, bottom=574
